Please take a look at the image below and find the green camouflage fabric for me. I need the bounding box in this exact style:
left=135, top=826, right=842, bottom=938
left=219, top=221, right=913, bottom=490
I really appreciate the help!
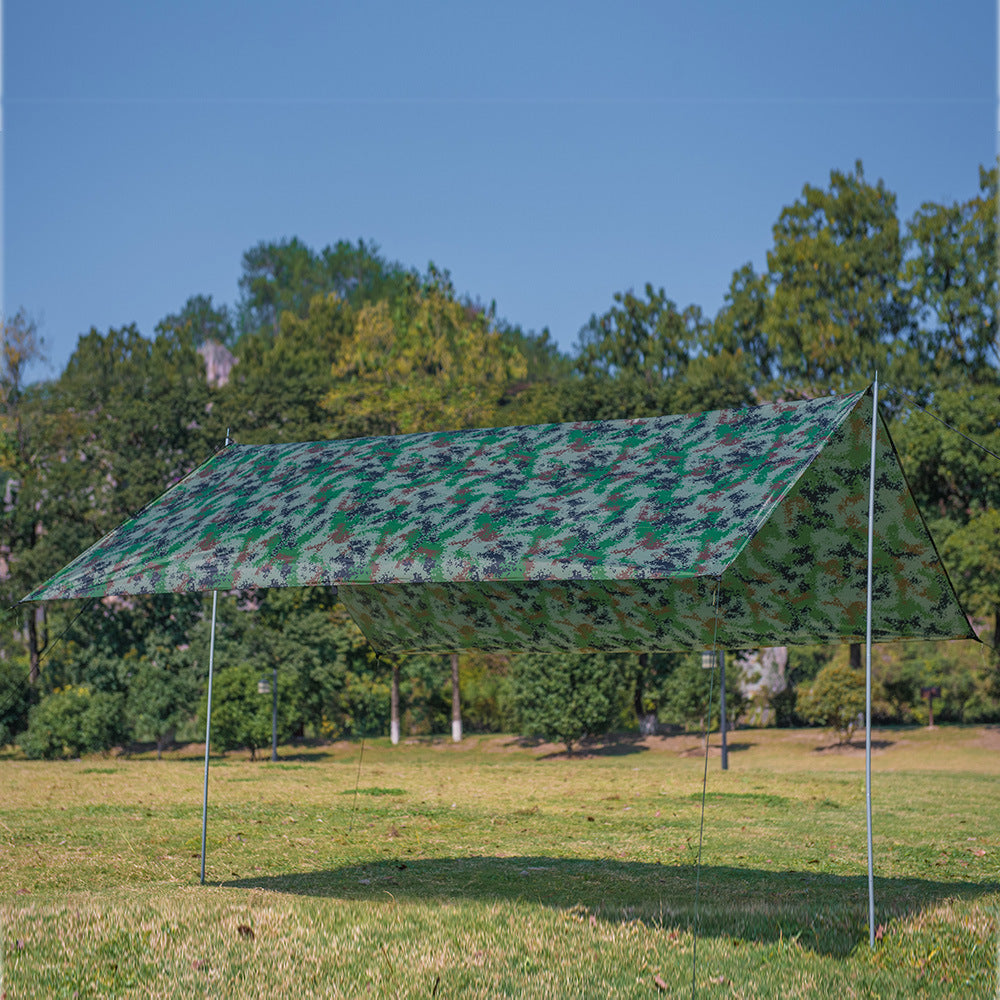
left=23, top=389, right=973, bottom=652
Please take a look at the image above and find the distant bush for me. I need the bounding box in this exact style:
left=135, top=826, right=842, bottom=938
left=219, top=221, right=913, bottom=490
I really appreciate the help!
left=797, top=663, right=865, bottom=743
left=19, top=686, right=125, bottom=759
left=126, top=651, right=200, bottom=758
left=458, top=654, right=517, bottom=734
left=510, top=652, right=629, bottom=754
left=200, top=662, right=296, bottom=758
left=331, top=671, right=390, bottom=738
left=0, top=657, right=34, bottom=748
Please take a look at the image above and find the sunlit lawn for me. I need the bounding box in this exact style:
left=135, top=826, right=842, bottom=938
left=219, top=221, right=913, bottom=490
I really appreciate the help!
left=1, top=725, right=998, bottom=998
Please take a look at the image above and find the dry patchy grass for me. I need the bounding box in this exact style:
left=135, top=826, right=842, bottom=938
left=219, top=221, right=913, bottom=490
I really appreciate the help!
left=1, top=726, right=998, bottom=997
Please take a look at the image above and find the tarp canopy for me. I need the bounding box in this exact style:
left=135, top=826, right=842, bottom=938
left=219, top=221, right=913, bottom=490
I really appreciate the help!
left=24, top=388, right=973, bottom=653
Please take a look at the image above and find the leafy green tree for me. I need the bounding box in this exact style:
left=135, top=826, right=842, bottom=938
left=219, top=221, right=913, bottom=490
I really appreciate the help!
left=400, top=653, right=451, bottom=737
left=19, top=685, right=125, bottom=759
left=873, top=654, right=919, bottom=723
left=317, top=238, right=413, bottom=309
left=477, top=322, right=572, bottom=427
left=2, top=321, right=217, bottom=717
left=156, top=294, right=235, bottom=347
left=126, top=645, right=200, bottom=758
left=251, top=587, right=377, bottom=738
left=797, top=662, right=865, bottom=744
left=0, top=655, right=34, bottom=746
left=336, top=670, right=391, bottom=739
left=47, top=594, right=203, bottom=697
left=939, top=508, right=1000, bottom=654
left=892, top=387, right=1000, bottom=522
left=572, top=285, right=706, bottom=418
left=657, top=652, right=749, bottom=733
left=556, top=283, right=756, bottom=424
left=237, top=237, right=410, bottom=339
left=887, top=160, right=1000, bottom=670
left=509, top=652, right=629, bottom=754
left=711, top=263, right=775, bottom=401
left=903, top=163, right=998, bottom=384
left=186, top=588, right=389, bottom=741
left=238, top=237, right=335, bottom=338
left=725, top=162, right=913, bottom=673
left=0, top=310, right=55, bottom=682
left=758, top=161, right=908, bottom=398
left=455, top=652, right=517, bottom=734
left=219, top=293, right=355, bottom=442
left=631, top=651, right=686, bottom=734
left=323, top=268, right=527, bottom=436
left=52, top=324, right=218, bottom=524
left=890, top=386, right=1000, bottom=669
left=201, top=661, right=296, bottom=759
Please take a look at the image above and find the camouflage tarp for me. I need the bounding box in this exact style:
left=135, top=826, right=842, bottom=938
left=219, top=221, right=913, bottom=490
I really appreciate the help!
left=23, top=388, right=973, bottom=652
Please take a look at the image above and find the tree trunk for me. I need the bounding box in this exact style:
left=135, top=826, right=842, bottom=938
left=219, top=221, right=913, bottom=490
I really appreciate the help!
left=390, top=662, right=400, bottom=745
left=451, top=653, right=462, bottom=743
left=633, top=653, right=646, bottom=720
left=156, top=727, right=175, bottom=761
left=849, top=642, right=861, bottom=670
left=26, top=607, right=40, bottom=685
left=634, top=653, right=658, bottom=734
left=37, top=605, right=47, bottom=653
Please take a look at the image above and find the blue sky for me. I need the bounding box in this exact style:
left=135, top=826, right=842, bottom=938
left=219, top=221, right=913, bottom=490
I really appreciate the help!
left=4, top=0, right=997, bottom=381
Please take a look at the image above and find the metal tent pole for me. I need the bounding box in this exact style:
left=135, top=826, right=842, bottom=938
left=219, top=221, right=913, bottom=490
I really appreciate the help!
left=719, top=650, right=728, bottom=771
left=200, top=588, right=220, bottom=884
left=271, top=663, right=278, bottom=762
left=865, top=375, right=879, bottom=947
left=200, top=427, right=230, bottom=885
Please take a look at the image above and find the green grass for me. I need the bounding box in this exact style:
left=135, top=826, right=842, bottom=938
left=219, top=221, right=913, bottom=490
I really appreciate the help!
left=1, top=726, right=998, bottom=998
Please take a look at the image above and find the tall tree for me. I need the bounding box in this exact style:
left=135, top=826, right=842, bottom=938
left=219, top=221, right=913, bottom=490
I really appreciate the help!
left=710, top=262, right=775, bottom=404
left=0, top=311, right=49, bottom=682
left=759, top=161, right=908, bottom=398
left=11, top=325, right=217, bottom=700
left=237, top=237, right=410, bottom=339
left=53, top=324, right=217, bottom=524
left=322, top=268, right=527, bottom=436
left=238, top=237, right=330, bottom=338
left=220, top=292, right=355, bottom=442
left=562, top=284, right=754, bottom=423
left=572, top=284, right=704, bottom=418
left=745, top=162, right=911, bottom=669
left=903, top=163, right=998, bottom=385
left=157, top=294, right=235, bottom=347
left=510, top=651, right=629, bottom=755
left=940, top=509, right=1000, bottom=653
left=893, top=164, right=1000, bottom=662
left=892, top=387, right=1000, bottom=523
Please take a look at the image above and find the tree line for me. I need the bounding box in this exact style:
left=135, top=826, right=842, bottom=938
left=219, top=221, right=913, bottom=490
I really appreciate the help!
left=1, top=160, right=997, bottom=757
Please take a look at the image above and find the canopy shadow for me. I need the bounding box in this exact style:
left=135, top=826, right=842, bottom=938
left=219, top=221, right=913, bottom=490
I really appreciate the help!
left=221, top=856, right=997, bottom=957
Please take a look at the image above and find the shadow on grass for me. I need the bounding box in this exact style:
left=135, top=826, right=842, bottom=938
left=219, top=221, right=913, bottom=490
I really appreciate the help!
left=157, top=745, right=348, bottom=764
left=533, top=733, right=651, bottom=759
left=812, top=739, right=895, bottom=753
left=222, top=856, right=998, bottom=956
left=527, top=734, right=759, bottom=759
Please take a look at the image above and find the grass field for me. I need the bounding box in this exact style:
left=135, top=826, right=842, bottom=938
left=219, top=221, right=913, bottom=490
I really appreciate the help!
left=1, top=725, right=998, bottom=998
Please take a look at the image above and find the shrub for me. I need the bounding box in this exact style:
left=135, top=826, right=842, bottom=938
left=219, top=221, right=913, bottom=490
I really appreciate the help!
left=0, top=657, right=34, bottom=748
left=509, top=652, right=629, bottom=754
left=332, top=671, right=390, bottom=738
left=199, top=662, right=296, bottom=759
left=797, top=662, right=865, bottom=743
left=19, top=686, right=125, bottom=759
left=126, top=649, right=200, bottom=757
